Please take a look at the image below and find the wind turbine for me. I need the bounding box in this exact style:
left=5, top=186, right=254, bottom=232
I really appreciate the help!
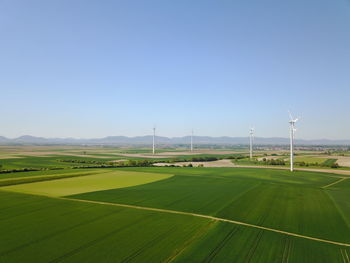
left=249, top=127, right=254, bottom=160
left=289, top=112, right=299, bottom=172
left=152, top=125, right=156, bottom=155
left=190, top=129, right=194, bottom=152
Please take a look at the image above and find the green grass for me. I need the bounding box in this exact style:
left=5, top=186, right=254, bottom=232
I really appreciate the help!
left=3, top=170, right=173, bottom=196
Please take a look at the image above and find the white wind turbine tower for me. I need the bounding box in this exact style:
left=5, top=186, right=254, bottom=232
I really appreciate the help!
left=249, top=127, right=254, bottom=160
left=152, top=125, right=156, bottom=155
left=289, top=112, right=299, bottom=172
left=190, top=129, right=194, bottom=152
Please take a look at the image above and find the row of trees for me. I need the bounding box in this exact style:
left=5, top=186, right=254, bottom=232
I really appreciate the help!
left=158, top=155, right=246, bottom=164
left=295, top=161, right=339, bottom=168
left=260, top=158, right=286, bottom=165
left=57, top=159, right=106, bottom=164
left=0, top=167, right=64, bottom=174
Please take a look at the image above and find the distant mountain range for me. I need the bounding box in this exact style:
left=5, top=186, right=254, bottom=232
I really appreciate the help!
left=0, top=135, right=349, bottom=146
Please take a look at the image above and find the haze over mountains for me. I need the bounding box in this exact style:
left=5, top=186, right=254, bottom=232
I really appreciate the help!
left=0, top=135, right=349, bottom=146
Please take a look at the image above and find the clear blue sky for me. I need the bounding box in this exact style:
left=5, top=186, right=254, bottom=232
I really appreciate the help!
left=0, top=0, right=349, bottom=139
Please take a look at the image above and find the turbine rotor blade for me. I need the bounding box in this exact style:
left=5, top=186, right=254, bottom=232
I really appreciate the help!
left=288, top=110, right=294, bottom=121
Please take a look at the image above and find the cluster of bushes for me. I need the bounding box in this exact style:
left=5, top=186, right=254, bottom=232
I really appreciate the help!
left=166, top=155, right=246, bottom=163
left=300, top=162, right=339, bottom=168
left=0, top=167, right=64, bottom=174
left=295, top=161, right=315, bottom=167
left=329, top=163, right=340, bottom=168
left=322, top=162, right=340, bottom=168
left=295, top=159, right=339, bottom=168
left=156, top=155, right=248, bottom=167
left=224, top=155, right=246, bottom=160
left=68, top=161, right=154, bottom=169
left=56, top=159, right=155, bottom=168
left=181, top=163, right=204, bottom=167
left=189, top=156, right=218, bottom=162
left=57, top=159, right=106, bottom=165
left=322, top=159, right=339, bottom=168
left=155, top=156, right=218, bottom=164
left=117, top=160, right=154, bottom=167
left=260, top=158, right=286, bottom=165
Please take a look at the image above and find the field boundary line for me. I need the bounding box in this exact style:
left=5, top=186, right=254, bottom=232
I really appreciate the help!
left=322, top=178, right=348, bottom=189
left=61, top=197, right=350, bottom=248
left=231, top=164, right=350, bottom=177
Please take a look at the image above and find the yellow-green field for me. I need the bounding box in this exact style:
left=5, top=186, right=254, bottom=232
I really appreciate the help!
left=293, top=156, right=328, bottom=163
left=3, top=170, right=172, bottom=196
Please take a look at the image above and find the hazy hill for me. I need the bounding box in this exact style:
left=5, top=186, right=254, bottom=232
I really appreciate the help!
left=0, top=135, right=349, bottom=146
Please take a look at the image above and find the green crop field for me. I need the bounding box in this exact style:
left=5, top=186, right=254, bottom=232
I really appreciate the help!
left=0, top=191, right=209, bottom=263
left=293, top=156, right=329, bottom=164
left=3, top=170, right=173, bottom=196
left=0, top=165, right=349, bottom=262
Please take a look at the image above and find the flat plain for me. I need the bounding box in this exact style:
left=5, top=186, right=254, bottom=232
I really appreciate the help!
left=0, top=147, right=350, bottom=262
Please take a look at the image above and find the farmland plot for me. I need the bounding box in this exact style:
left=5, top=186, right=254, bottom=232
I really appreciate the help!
left=0, top=191, right=209, bottom=263
left=72, top=168, right=350, bottom=244
left=174, top=222, right=350, bottom=263
left=3, top=170, right=173, bottom=196
left=1, top=167, right=349, bottom=262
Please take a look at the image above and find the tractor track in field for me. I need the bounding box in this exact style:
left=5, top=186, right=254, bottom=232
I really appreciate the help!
left=341, top=248, right=350, bottom=263
left=164, top=221, right=217, bottom=263
left=60, top=196, right=350, bottom=248
left=322, top=177, right=348, bottom=189
left=203, top=226, right=239, bottom=263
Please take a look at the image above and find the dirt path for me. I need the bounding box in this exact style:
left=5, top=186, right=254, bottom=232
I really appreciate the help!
left=322, top=178, right=348, bottom=189
left=232, top=164, right=350, bottom=176
left=61, top=197, right=350, bottom=248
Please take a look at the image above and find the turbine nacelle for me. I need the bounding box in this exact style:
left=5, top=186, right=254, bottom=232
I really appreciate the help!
left=288, top=111, right=300, bottom=124
left=289, top=119, right=299, bottom=125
